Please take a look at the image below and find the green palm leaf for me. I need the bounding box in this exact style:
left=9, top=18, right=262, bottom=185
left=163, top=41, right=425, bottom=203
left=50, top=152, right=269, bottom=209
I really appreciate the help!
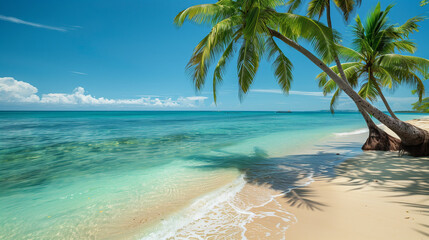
left=266, top=37, right=293, bottom=93
left=177, top=0, right=338, bottom=101
left=238, top=38, right=260, bottom=97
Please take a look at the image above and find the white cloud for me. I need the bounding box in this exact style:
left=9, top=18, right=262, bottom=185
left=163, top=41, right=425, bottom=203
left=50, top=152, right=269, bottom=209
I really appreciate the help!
left=0, top=77, right=207, bottom=108
left=185, top=96, right=208, bottom=101
left=0, top=77, right=40, bottom=102
left=251, top=89, right=324, bottom=96
left=71, top=71, right=87, bottom=75
left=0, top=14, right=67, bottom=32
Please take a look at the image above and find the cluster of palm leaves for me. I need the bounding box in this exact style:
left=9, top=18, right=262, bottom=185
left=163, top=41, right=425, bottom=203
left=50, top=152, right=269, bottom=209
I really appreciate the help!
left=174, top=0, right=339, bottom=101
left=413, top=97, right=429, bottom=112
left=287, top=0, right=362, bottom=22
left=317, top=3, right=428, bottom=117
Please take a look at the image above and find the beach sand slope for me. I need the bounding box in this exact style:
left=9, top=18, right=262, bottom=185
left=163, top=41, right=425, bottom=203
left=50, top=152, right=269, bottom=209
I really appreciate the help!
left=283, top=119, right=429, bottom=240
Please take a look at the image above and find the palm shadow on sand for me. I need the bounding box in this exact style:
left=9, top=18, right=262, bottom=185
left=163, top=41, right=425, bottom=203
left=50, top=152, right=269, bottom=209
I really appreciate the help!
left=185, top=143, right=358, bottom=212
left=186, top=141, right=429, bottom=219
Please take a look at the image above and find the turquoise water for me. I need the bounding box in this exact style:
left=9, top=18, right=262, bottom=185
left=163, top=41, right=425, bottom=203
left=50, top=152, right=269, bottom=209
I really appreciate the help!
left=0, top=111, right=426, bottom=239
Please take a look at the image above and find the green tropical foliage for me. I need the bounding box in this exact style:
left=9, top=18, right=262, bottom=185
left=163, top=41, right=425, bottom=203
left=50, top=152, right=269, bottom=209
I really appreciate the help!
left=316, top=3, right=429, bottom=113
left=412, top=97, right=429, bottom=112
left=287, top=0, right=362, bottom=22
left=174, top=0, right=339, bottom=102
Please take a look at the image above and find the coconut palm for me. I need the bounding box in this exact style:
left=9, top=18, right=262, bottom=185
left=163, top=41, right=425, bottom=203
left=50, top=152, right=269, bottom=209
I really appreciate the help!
left=317, top=4, right=428, bottom=119
left=175, top=0, right=429, bottom=156
left=285, top=1, right=404, bottom=151
left=174, top=0, right=338, bottom=102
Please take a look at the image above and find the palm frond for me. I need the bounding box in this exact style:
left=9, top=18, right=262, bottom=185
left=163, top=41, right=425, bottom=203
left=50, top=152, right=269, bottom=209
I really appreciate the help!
left=174, top=0, right=237, bottom=26
left=333, top=0, right=362, bottom=22
left=274, top=12, right=339, bottom=63
left=316, top=62, right=362, bottom=89
left=307, top=0, right=326, bottom=20
left=237, top=37, right=260, bottom=98
left=395, top=16, right=425, bottom=38
left=358, top=77, right=379, bottom=102
left=336, top=44, right=363, bottom=61
left=213, top=39, right=237, bottom=103
left=187, top=17, right=239, bottom=90
left=382, top=40, right=417, bottom=54
left=329, top=88, right=342, bottom=113
left=266, top=37, right=293, bottom=93
left=286, top=0, right=303, bottom=13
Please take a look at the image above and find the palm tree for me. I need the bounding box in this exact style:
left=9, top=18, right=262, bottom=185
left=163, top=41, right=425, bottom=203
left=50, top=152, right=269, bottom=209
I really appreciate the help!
left=175, top=0, right=429, bottom=156
left=285, top=0, right=405, bottom=151
left=317, top=4, right=428, bottom=120
left=174, top=0, right=338, bottom=101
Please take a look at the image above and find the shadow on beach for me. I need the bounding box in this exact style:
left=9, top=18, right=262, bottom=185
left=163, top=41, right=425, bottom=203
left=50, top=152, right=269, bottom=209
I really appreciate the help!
left=333, top=151, right=429, bottom=213
left=185, top=141, right=360, bottom=211
left=185, top=142, right=429, bottom=215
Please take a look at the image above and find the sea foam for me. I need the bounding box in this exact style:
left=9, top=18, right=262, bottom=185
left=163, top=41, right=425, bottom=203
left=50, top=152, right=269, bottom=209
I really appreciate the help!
left=334, top=123, right=387, bottom=137
left=334, top=128, right=369, bottom=136
left=141, top=172, right=315, bottom=240
left=141, top=175, right=247, bottom=240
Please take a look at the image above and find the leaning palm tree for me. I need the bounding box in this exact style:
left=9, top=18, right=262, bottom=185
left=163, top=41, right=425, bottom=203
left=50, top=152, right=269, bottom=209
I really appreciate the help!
left=286, top=0, right=406, bottom=151
left=317, top=4, right=428, bottom=120
left=175, top=0, right=429, bottom=156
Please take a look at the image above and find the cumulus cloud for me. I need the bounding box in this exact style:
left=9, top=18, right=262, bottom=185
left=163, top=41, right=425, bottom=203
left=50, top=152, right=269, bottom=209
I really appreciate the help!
left=0, top=77, right=40, bottom=102
left=251, top=89, right=325, bottom=96
left=0, top=14, right=67, bottom=32
left=0, top=77, right=207, bottom=108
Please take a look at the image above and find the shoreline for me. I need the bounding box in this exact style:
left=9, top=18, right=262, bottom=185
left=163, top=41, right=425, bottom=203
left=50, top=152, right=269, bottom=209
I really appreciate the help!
left=138, top=117, right=429, bottom=239
left=142, top=121, right=371, bottom=239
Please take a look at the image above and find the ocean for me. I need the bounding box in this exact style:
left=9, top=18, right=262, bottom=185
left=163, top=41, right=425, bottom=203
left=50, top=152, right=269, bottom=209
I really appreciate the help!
left=0, top=111, right=426, bottom=239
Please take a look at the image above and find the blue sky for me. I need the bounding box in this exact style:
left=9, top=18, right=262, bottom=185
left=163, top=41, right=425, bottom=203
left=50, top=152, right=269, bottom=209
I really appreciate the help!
left=0, top=0, right=428, bottom=111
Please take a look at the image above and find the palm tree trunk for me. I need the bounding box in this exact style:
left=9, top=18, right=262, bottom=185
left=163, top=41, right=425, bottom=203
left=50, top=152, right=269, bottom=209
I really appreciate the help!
left=374, top=84, right=399, bottom=120
left=269, top=28, right=429, bottom=156
left=326, top=2, right=347, bottom=84
left=325, top=2, right=400, bottom=151
left=358, top=104, right=401, bottom=151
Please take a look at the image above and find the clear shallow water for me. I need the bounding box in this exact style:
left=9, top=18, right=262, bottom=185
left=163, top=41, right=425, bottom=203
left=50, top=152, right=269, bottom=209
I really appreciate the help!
left=0, top=111, right=426, bottom=239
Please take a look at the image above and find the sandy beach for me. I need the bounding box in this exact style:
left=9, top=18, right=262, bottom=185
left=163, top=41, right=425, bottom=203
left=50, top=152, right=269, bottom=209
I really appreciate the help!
left=159, top=118, right=429, bottom=239
left=276, top=119, right=429, bottom=239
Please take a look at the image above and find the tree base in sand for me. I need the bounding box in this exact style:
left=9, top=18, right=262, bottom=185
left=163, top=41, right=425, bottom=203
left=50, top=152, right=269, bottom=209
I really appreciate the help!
left=362, top=126, right=429, bottom=157
left=361, top=126, right=401, bottom=152
left=401, top=131, right=429, bottom=157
